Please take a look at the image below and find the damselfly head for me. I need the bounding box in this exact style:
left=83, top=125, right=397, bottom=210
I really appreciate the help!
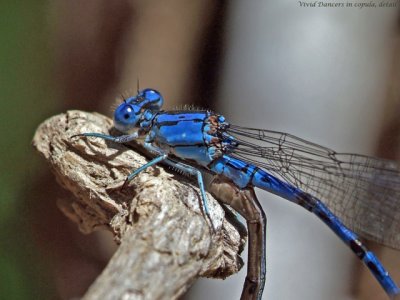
left=113, top=88, right=163, bottom=132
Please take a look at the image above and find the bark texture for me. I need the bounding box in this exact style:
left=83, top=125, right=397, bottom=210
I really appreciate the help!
left=32, top=110, right=246, bottom=300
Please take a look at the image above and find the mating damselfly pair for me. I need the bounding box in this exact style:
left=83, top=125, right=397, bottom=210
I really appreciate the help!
left=74, top=88, right=400, bottom=299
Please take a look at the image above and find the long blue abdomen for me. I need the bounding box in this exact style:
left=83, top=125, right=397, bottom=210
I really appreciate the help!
left=210, top=155, right=300, bottom=201
left=210, top=154, right=400, bottom=297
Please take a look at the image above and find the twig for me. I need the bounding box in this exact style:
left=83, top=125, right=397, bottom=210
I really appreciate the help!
left=32, top=110, right=246, bottom=300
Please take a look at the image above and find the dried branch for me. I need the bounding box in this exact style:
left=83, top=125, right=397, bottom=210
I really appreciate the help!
left=32, top=110, right=246, bottom=300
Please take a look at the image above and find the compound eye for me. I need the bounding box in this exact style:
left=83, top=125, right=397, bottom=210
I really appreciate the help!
left=141, top=88, right=161, bottom=101
left=123, top=106, right=133, bottom=119
left=114, top=101, right=140, bottom=133
left=138, top=88, right=164, bottom=110
left=114, top=103, right=137, bottom=125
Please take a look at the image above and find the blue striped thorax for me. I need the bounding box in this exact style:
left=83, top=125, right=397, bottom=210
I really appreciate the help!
left=147, top=111, right=236, bottom=167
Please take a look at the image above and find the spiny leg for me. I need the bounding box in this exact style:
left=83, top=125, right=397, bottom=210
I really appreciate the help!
left=73, top=135, right=168, bottom=189
left=121, top=154, right=167, bottom=189
left=209, top=175, right=266, bottom=300
left=72, top=132, right=140, bottom=143
left=162, top=159, right=213, bottom=228
left=134, top=143, right=215, bottom=231
left=141, top=143, right=213, bottom=226
left=120, top=142, right=169, bottom=189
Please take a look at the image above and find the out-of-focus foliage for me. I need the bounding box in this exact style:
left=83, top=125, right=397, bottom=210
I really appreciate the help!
left=0, top=1, right=58, bottom=299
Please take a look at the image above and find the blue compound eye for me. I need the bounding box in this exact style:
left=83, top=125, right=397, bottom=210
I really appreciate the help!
left=117, top=105, right=135, bottom=121
left=114, top=103, right=139, bottom=132
left=138, top=88, right=164, bottom=110
left=141, top=88, right=160, bottom=101
left=122, top=106, right=133, bottom=120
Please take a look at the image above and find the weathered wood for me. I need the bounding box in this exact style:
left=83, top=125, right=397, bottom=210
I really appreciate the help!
left=32, top=110, right=246, bottom=300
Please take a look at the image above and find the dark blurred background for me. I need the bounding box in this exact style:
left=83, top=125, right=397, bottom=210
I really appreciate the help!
left=1, top=1, right=400, bottom=299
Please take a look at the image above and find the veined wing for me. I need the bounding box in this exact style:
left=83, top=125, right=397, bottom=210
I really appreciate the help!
left=227, top=125, right=400, bottom=249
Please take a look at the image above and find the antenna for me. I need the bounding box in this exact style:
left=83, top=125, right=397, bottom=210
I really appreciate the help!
left=136, top=78, right=140, bottom=95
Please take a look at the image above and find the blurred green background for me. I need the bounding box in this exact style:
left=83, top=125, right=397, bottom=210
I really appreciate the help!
left=0, top=1, right=224, bottom=299
left=0, top=1, right=58, bottom=299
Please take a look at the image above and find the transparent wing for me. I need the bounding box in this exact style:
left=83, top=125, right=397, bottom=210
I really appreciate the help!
left=227, top=125, right=400, bottom=249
